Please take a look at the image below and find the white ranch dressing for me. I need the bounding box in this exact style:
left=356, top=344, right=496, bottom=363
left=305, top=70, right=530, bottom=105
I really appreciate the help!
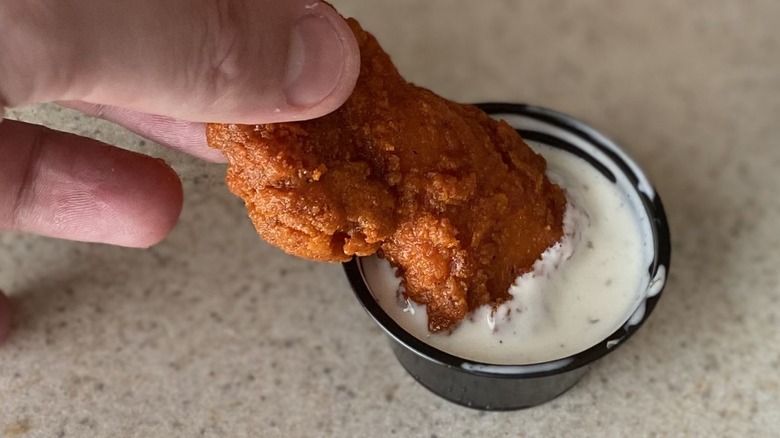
left=361, top=143, right=652, bottom=364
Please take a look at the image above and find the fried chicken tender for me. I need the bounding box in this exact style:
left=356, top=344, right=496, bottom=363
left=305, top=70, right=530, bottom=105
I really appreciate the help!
left=207, top=18, right=565, bottom=332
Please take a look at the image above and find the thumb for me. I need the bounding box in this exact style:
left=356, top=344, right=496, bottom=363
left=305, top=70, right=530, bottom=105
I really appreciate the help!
left=0, top=0, right=359, bottom=123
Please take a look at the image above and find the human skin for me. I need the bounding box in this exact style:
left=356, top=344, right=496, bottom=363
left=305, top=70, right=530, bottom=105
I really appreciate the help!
left=0, top=0, right=360, bottom=342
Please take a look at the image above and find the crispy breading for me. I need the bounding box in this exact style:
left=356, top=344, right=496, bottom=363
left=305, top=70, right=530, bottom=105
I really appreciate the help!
left=207, top=18, right=565, bottom=332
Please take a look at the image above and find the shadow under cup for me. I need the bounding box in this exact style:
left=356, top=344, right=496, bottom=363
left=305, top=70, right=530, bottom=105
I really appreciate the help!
left=343, top=103, right=671, bottom=410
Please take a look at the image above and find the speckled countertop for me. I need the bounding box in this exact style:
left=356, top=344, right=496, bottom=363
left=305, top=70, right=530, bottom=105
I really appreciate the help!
left=2, top=1, right=780, bottom=437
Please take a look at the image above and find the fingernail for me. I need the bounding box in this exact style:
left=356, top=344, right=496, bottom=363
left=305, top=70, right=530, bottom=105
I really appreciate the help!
left=284, top=15, right=346, bottom=108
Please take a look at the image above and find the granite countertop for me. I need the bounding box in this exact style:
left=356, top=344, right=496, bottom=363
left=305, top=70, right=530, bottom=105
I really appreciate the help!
left=2, top=1, right=780, bottom=436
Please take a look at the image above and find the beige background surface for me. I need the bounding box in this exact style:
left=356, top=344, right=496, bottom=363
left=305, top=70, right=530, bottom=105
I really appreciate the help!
left=2, top=0, right=780, bottom=436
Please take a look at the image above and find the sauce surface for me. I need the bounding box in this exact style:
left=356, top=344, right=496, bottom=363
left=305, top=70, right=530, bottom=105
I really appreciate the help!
left=361, top=143, right=652, bottom=364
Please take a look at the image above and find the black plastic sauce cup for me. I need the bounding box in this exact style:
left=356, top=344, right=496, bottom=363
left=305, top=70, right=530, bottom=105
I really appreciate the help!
left=344, top=103, right=671, bottom=410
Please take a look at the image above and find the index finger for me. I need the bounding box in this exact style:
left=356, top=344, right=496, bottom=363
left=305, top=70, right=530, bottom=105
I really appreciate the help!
left=59, top=101, right=227, bottom=163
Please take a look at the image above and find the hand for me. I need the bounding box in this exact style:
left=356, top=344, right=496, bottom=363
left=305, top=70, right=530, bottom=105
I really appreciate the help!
left=0, top=0, right=360, bottom=342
